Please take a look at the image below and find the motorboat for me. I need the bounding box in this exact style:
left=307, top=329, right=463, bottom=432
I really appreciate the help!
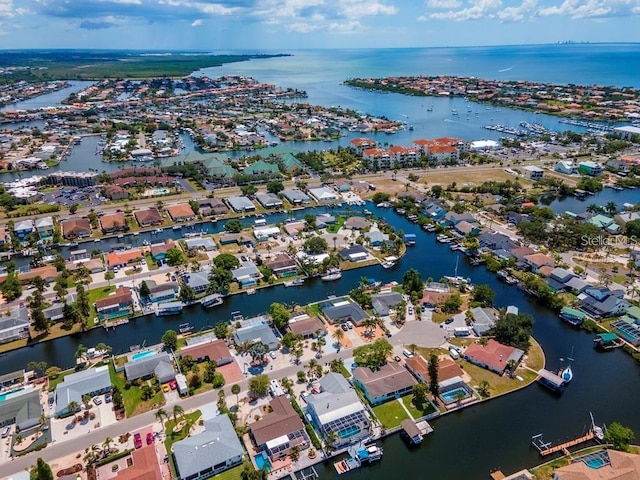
left=321, top=269, right=342, bottom=281
left=284, top=278, right=305, bottom=287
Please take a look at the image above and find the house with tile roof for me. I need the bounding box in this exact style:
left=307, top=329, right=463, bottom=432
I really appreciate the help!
left=99, top=212, right=127, bottom=233
left=134, top=208, right=163, bottom=227
left=60, top=218, right=91, bottom=239
left=114, top=445, right=163, bottom=480
left=95, top=286, right=133, bottom=321
left=248, top=396, right=309, bottom=460
left=107, top=249, right=143, bottom=269
left=167, top=204, right=196, bottom=222
left=352, top=362, right=417, bottom=405
left=180, top=336, right=233, bottom=365
left=463, top=339, right=523, bottom=375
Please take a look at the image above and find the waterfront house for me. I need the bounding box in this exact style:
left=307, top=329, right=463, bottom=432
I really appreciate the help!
left=405, top=356, right=464, bottom=386
left=338, top=244, right=369, bottom=262
left=254, top=226, right=281, bottom=242
left=612, top=307, right=640, bottom=346
left=555, top=160, right=576, bottom=174
left=34, top=216, right=54, bottom=240
left=233, top=321, right=279, bottom=351
left=248, top=396, right=309, bottom=461
left=0, top=306, right=30, bottom=344
left=478, top=231, right=518, bottom=252
left=523, top=165, right=544, bottom=180
left=226, top=196, right=256, bottom=212
left=264, top=253, right=298, bottom=278
left=523, top=253, right=555, bottom=273
left=0, top=389, right=42, bottom=431
left=231, top=261, right=261, bottom=287
left=371, top=292, right=404, bottom=316
left=578, top=287, right=629, bottom=318
left=307, top=186, right=338, bottom=202
left=95, top=286, right=133, bottom=321
left=553, top=449, right=640, bottom=480
left=352, top=362, right=417, bottom=405
left=198, top=197, right=228, bottom=216
left=181, top=335, right=233, bottom=365
left=54, top=365, right=112, bottom=417
left=441, top=211, right=476, bottom=228
left=150, top=239, right=176, bottom=265
left=60, top=218, right=91, bottom=240
left=344, top=216, right=371, bottom=230
left=167, top=204, right=196, bottom=223
left=172, top=414, right=244, bottom=480
left=365, top=229, right=390, bottom=247
left=282, top=189, right=311, bottom=205
left=107, top=248, right=143, bottom=269
left=124, top=352, right=175, bottom=383
left=18, top=265, right=57, bottom=284
left=182, top=269, right=211, bottom=294
left=319, top=296, right=369, bottom=326
left=184, top=237, right=216, bottom=252
left=13, top=219, right=34, bottom=241
left=219, top=233, right=254, bottom=246
left=470, top=307, right=498, bottom=336
left=578, top=160, right=603, bottom=176
left=256, top=192, right=283, bottom=209
left=134, top=208, right=163, bottom=227
left=99, top=212, right=127, bottom=233
left=43, top=293, right=76, bottom=322
left=147, top=281, right=180, bottom=303
left=463, top=339, right=524, bottom=375
left=306, top=373, right=369, bottom=447
left=454, top=220, right=480, bottom=236
left=286, top=314, right=326, bottom=339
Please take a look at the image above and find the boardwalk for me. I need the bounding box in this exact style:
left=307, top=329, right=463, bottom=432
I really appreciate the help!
left=533, top=430, right=595, bottom=456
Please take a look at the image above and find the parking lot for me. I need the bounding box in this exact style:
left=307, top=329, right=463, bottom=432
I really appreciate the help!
left=41, top=185, right=107, bottom=210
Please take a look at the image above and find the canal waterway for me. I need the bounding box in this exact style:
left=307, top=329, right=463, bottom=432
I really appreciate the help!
left=3, top=204, right=640, bottom=478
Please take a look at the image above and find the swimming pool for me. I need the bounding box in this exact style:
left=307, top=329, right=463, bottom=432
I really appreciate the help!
left=0, top=387, right=24, bottom=403
left=254, top=452, right=272, bottom=471
left=338, top=426, right=361, bottom=439
left=441, top=387, right=470, bottom=404
left=131, top=350, right=156, bottom=361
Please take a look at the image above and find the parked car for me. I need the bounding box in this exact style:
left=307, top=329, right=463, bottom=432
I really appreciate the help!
left=92, top=397, right=102, bottom=406
left=269, top=351, right=277, bottom=359
left=105, top=393, right=112, bottom=403
left=341, top=323, right=349, bottom=331
left=134, top=433, right=142, bottom=449
left=146, top=432, right=154, bottom=445
left=445, top=317, right=455, bottom=325
left=162, top=384, right=170, bottom=393
left=169, top=380, right=177, bottom=390
left=346, top=321, right=354, bottom=330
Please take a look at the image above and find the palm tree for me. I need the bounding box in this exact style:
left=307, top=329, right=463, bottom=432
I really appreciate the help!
left=316, top=336, right=326, bottom=355
left=68, top=401, right=79, bottom=414
left=306, top=359, right=319, bottom=379
left=231, top=384, right=241, bottom=406
left=332, top=328, right=344, bottom=350
left=605, top=201, right=618, bottom=216
left=155, top=407, right=168, bottom=428
left=172, top=404, right=184, bottom=423
left=102, top=437, right=114, bottom=455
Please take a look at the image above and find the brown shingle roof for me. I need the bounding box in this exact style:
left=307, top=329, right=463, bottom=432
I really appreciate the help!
left=95, top=286, right=133, bottom=309
left=286, top=316, right=326, bottom=337
left=100, top=213, right=126, bottom=231
left=353, top=362, right=416, bottom=398
left=180, top=339, right=231, bottom=363
left=249, top=396, right=305, bottom=447
left=134, top=208, right=163, bottom=226
left=61, top=218, right=91, bottom=238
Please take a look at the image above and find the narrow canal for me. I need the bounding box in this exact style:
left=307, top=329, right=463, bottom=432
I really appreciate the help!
left=2, top=203, right=640, bottom=478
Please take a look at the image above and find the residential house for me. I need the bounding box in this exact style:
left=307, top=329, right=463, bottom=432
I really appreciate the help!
left=344, top=216, right=371, bottom=230
left=172, top=414, right=244, bottom=480
left=95, top=286, right=133, bottom=321
left=248, top=396, right=309, bottom=460
left=124, top=352, right=175, bottom=383
left=231, top=261, right=261, bottom=287
left=233, top=321, right=279, bottom=351
left=182, top=269, right=211, bottom=294
left=463, top=339, right=524, bottom=375
left=352, top=362, right=417, bottom=405
left=553, top=449, right=640, bottom=480
left=60, top=218, right=91, bottom=239
left=524, top=253, right=555, bottom=273
left=18, top=265, right=57, bottom=284
left=167, top=204, right=196, bottom=223
left=319, top=297, right=369, bottom=326
left=371, top=292, right=404, bottom=316
left=281, top=189, right=311, bottom=205
left=43, top=293, right=76, bottom=322
left=613, top=305, right=640, bottom=346
left=0, top=389, right=42, bottom=431
left=0, top=306, right=30, bottom=344
left=405, top=356, right=464, bottom=386
left=578, top=161, right=603, bottom=176
left=34, top=216, right=54, bottom=239
left=307, top=187, right=338, bottom=202
left=256, top=193, right=283, bottom=209
left=181, top=335, right=233, bottom=365
left=107, top=249, right=143, bottom=269
left=578, top=287, right=630, bottom=318
left=54, top=365, right=112, bottom=417
left=184, top=237, right=216, bottom=252
left=150, top=239, right=176, bottom=265
left=99, top=213, right=127, bottom=233
left=147, top=281, right=180, bottom=303
left=470, top=307, right=498, bottom=336
left=219, top=233, right=253, bottom=246
left=113, top=445, right=163, bottom=480
left=198, top=198, right=228, bottom=217
left=338, top=244, right=369, bottom=262
left=365, top=230, right=389, bottom=247
left=555, top=160, right=576, bottom=175
left=589, top=214, right=620, bottom=234
left=286, top=315, right=327, bottom=339
left=13, top=220, right=34, bottom=241
left=454, top=220, right=480, bottom=236
left=306, top=373, right=369, bottom=447
left=441, top=211, right=476, bottom=228
left=523, top=165, right=544, bottom=180
left=134, top=208, right=163, bottom=227
left=264, top=254, right=298, bottom=278
left=226, top=196, right=256, bottom=213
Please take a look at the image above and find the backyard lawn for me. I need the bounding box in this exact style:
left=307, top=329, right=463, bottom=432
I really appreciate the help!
left=401, top=394, right=437, bottom=419
left=88, top=285, right=116, bottom=325
left=205, top=464, right=244, bottom=480
left=108, top=362, right=164, bottom=417
left=372, top=399, right=409, bottom=428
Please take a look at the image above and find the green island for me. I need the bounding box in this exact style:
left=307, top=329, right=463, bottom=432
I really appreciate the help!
left=0, top=50, right=291, bottom=81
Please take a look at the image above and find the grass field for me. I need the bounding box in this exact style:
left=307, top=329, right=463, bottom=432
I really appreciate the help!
left=372, top=399, right=410, bottom=428
left=401, top=394, right=437, bottom=419
left=418, top=168, right=523, bottom=187
left=205, top=464, right=244, bottom=480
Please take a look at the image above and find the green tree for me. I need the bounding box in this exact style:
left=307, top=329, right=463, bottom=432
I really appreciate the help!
left=428, top=353, right=439, bottom=397
left=214, top=253, right=241, bottom=270
left=402, top=268, right=424, bottom=296
left=605, top=422, right=635, bottom=451
left=180, top=284, right=196, bottom=303
left=266, top=180, right=284, bottom=194
left=491, top=312, right=534, bottom=352
left=0, top=274, right=22, bottom=301
left=353, top=338, right=393, bottom=369
left=188, top=199, right=200, bottom=215
left=412, top=382, right=429, bottom=407
left=442, top=292, right=462, bottom=313
left=172, top=404, right=184, bottom=423
left=248, top=374, right=270, bottom=397
left=104, top=270, right=115, bottom=286
left=75, top=283, right=90, bottom=317
left=303, top=236, right=328, bottom=254
left=161, top=329, right=178, bottom=351
left=166, top=247, right=187, bottom=267
left=231, top=384, right=241, bottom=406
left=30, top=457, right=54, bottom=480
left=472, top=284, right=495, bottom=307
left=225, top=218, right=243, bottom=233
left=69, top=203, right=79, bottom=214
left=139, top=280, right=151, bottom=298
left=240, top=185, right=258, bottom=197
left=269, top=302, right=291, bottom=332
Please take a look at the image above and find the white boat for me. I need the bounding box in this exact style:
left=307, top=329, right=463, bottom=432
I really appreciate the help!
left=321, top=269, right=342, bottom=281
left=200, top=293, right=224, bottom=308
left=436, top=234, right=453, bottom=243
left=246, top=288, right=257, bottom=295
left=154, top=228, right=164, bottom=233
left=284, top=278, right=305, bottom=287
left=590, top=412, right=604, bottom=441
left=172, top=225, right=182, bottom=230
left=381, top=256, right=398, bottom=269
left=560, top=347, right=574, bottom=383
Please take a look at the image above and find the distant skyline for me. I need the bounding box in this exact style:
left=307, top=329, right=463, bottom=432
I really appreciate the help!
left=2, top=0, right=640, bottom=50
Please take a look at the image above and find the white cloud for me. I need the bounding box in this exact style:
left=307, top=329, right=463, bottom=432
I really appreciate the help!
left=428, top=0, right=502, bottom=20
left=497, top=0, right=537, bottom=21
left=339, top=0, right=397, bottom=18
left=0, top=0, right=14, bottom=18
left=286, top=22, right=321, bottom=32
left=328, top=20, right=363, bottom=32
left=536, top=0, right=639, bottom=18
left=158, top=0, right=239, bottom=15
left=426, top=0, right=462, bottom=8
left=191, top=18, right=203, bottom=26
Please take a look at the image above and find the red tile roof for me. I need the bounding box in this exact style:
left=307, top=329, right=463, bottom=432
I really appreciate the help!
left=464, top=339, right=517, bottom=373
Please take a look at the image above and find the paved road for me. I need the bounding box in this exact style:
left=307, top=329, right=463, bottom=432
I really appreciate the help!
left=2, top=345, right=367, bottom=477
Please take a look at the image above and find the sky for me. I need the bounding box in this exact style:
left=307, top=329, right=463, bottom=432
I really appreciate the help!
left=1, top=0, right=640, bottom=50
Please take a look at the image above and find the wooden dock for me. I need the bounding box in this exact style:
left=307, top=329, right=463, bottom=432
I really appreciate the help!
left=532, top=430, right=595, bottom=456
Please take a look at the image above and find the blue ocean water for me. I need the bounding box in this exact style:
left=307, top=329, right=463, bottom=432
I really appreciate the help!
left=199, top=44, right=640, bottom=142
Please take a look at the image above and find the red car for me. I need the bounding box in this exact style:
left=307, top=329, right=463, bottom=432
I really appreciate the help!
left=134, top=433, right=142, bottom=449
left=146, top=432, right=154, bottom=445
left=169, top=380, right=177, bottom=390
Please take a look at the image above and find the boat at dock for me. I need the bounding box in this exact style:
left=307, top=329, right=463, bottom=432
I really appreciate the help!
left=436, top=234, right=453, bottom=243
left=559, top=347, right=574, bottom=384
left=246, top=288, right=257, bottom=295
left=559, top=307, right=586, bottom=326
left=321, top=269, right=343, bottom=281
left=155, top=301, right=184, bottom=316
left=593, top=332, right=623, bottom=350
left=590, top=412, right=605, bottom=441
left=200, top=293, right=224, bottom=308
left=381, top=256, right=398, bottom=269
left=284, top=278, right=305, bottom=287
left=334, top=442, right=383, bottom=474
left=179, top=323, right=193, bottom=334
